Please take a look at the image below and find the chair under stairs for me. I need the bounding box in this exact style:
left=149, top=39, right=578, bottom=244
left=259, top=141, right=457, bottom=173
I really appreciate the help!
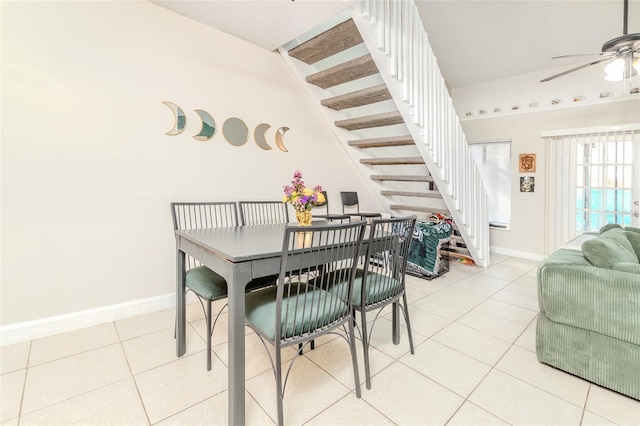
left=279, top=1, right=489, bottom=267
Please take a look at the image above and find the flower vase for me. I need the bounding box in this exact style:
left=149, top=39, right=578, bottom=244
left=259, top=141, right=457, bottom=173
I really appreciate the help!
left=295, top=210, right=313, bottom=226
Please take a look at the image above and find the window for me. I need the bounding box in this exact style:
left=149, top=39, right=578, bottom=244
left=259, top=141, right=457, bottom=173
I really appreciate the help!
left=576, top=135, right=635, bottom=232
left=469, top=141, right=511, bottom=229
left=543, top=126, right=639, bottom=254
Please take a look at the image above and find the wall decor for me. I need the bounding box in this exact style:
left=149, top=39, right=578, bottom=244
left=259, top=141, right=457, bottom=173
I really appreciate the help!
left=519, top=153, right=536, bottom=172
left=253, top=123, right=272, bottom=150
left=162, top=102, right=289, bottom=152
left=193, top=109, right=216, bottom=141
left=275, top=127, right=290, bottom=152
left=162, top=101, right=186, bottom=135
left=520, top=176, right=535, bottom=192
left=222, top=117, right=249, bottom=146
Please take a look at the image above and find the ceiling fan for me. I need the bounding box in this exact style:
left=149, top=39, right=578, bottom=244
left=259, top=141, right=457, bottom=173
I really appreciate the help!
left=540, top=0, right=640, bottom=82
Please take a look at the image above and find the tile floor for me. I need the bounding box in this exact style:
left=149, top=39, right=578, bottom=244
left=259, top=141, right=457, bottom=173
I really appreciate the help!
left=2, top=255, right=639, bottom=425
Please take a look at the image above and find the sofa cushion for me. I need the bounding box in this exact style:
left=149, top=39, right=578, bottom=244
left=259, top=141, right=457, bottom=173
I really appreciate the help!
left=625, top=230, right=640, bottom=260
left=626, top=226, right=640, bottom=234
left=613, top=262, right=640, bottom=274
left=600, top=223, right=623, bottom=234
left=582, top=228, right=639, bottom=269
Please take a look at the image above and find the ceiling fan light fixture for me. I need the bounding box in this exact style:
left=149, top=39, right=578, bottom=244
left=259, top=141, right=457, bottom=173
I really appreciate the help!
left=604, top=57, right=625, bottom=81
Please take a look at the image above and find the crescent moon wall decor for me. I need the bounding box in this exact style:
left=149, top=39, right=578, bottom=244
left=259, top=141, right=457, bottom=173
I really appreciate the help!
left=162, top=101, right=186, bottom=135
left=253, top=123, right=272, bottom=150
left=275, top=127, right=289, bottom=152
left=193, top=109, right=216, bottom=141
left=222, top=117, right=249, bottom=146
left=162, top=103, right=289, bottom=153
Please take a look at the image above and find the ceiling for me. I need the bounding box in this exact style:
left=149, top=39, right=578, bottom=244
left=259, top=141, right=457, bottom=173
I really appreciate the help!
left=151, top=0, right=640, bottom=88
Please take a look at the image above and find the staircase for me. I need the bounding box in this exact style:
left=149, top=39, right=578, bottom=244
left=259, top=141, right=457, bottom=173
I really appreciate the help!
left=279, top=1, right=489, bottom=267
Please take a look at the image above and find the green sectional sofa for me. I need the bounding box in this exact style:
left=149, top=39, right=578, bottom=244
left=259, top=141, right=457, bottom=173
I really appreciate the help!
left=536, top=225, right=640, bottom=400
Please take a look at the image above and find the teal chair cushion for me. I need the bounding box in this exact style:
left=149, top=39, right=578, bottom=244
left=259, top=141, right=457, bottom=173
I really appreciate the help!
left=582, top=228, right=639, bottom=269
left=185, top=266, right=227, bottom=300
left=245, top=284, right=349, bottom=340
left=315, top=268, right=402, bottom=308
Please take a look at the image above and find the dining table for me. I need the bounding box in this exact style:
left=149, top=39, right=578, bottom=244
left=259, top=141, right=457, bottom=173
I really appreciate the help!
left=174, top=221, right=401, bottom=425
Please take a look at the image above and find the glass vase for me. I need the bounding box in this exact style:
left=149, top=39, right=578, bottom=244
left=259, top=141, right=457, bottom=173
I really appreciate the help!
left=295, top=210, right=313, bottom=226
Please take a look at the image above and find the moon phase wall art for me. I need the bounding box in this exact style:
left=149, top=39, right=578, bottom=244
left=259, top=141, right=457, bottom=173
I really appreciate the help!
left=162, top=101, right=289, bottom=152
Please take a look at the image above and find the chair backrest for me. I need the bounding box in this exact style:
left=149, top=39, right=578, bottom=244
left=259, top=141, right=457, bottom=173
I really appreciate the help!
left=239, top=201, right=290, bottom=225
left=275, top=221, right=366, bottom=343
left=312, top=191, right=329, bottom=216
left=340, top=191, right=360, bottom=214
left=171, top=201, right=239, bottom=269
left=360, top=215, right=417, bottom=308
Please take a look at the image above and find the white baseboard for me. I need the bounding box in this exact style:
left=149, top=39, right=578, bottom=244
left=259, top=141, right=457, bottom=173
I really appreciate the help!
left=490, top=246, right=544, bottom=262
left=0, top=293, right=178, bottom=347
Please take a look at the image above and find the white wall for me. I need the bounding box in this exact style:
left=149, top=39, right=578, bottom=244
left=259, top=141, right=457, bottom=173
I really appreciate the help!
left=0, top=1, right=383, bottom=329
left=458, top=99, right=640, bottom=259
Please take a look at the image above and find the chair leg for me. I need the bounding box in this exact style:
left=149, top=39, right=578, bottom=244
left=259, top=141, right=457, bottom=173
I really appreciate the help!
left=348, top=318, right=362, bottom=398
left=274, top=343, right=284, bottom=426
left=360, top=309, right=372, bottom=390
left=206, top=299, right=212, bottom=371
left=402, top=293, right=415, bottom=354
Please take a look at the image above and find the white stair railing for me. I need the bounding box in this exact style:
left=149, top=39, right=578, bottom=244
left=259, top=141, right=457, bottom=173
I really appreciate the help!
left=353, top=0, right=489, bottom=266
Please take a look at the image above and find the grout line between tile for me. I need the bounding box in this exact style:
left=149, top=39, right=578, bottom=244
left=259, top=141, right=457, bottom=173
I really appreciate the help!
left=115, top=321, right=152, bottom=426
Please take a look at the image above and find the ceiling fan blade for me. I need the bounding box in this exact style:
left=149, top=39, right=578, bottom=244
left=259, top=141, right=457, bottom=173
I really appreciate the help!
left=540, top=57, right=612, bottom=82
left=551, top=53, right=614, bottom=59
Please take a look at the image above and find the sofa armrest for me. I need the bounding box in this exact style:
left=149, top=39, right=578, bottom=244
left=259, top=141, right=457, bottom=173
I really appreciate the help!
left=538, top=263, right=640, bottom=345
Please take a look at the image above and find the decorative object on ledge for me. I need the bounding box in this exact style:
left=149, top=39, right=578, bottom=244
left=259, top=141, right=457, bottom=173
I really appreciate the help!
left=162, top=101, right=186, bottom=135
left=519, top=153, right=536, bottom=172
left=282, top=170, right=325, bottom=226
left=520, top=176, right=535, bottom=192
left=193, top=109, right=216, bottom=141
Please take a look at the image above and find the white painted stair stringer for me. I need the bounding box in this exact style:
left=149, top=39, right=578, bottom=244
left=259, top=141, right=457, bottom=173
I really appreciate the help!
left=351, top=0, right=490, bottom=267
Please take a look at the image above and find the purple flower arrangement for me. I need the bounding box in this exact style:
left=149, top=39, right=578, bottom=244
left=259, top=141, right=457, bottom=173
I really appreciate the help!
left=282, top=170, right=325, bottom=212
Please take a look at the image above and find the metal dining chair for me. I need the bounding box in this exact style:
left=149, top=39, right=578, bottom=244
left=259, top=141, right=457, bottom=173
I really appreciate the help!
left=340, top=191, right=383, bottom=221
left=320, top=215, right=417, bottom=389
left=238, top=200, right=289, bottom=225
left=244, top=220, right=366, bottom=426
left=312, top=191, right=351, bottom=223
left=355, top=215, right=417, bottom=388
left=171, top=201, right=239, bottom=371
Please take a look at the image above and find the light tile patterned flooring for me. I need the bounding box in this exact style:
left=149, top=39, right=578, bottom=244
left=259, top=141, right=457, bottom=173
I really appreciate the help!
left=2, top=255, right=639, bottom=425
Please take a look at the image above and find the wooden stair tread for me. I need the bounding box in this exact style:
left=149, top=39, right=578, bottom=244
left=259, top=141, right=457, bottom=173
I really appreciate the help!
left=389, top=205, right=450, bottom=215
left=287, top=19, right=363, bottom=64
left=371, top=174, right=433, bottom=182
left=348, top=135, right=415, bottom=148
left=321, top=84, right=391, bottom=110
left=360, top=157, right=425, bottom=165
left=306, top=54, right=378, bottom=89
left=336, top=111, right=403, bottom=130
left=381, top=190, right=442, bottom=199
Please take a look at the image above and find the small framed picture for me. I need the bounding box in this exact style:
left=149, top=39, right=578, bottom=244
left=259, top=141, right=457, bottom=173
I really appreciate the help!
left=519, top=153, right=536, bottom=173
left=520, top=176, right=535, bottom=192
